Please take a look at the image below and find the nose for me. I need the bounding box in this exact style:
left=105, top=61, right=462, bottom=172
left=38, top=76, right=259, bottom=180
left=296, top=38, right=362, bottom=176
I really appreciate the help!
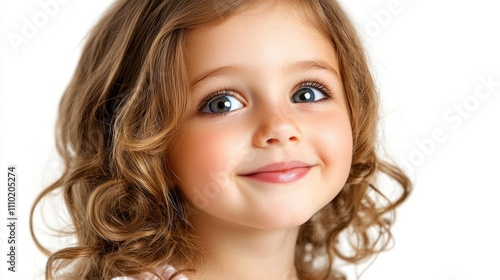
left=252, top=109, right=302, bottom=148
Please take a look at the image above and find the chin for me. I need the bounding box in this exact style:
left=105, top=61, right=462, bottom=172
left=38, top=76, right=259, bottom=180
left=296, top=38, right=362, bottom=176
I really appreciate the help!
left=246, top=205, right=322, bottom=231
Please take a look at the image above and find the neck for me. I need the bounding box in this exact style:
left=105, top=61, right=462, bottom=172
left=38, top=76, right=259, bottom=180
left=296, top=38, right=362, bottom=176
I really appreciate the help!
left=187, top=213, right=300, bottom=280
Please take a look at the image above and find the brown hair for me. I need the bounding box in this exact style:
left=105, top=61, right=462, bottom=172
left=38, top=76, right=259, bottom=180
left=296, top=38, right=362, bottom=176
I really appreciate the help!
left=31, top=0, right=411, bottom=279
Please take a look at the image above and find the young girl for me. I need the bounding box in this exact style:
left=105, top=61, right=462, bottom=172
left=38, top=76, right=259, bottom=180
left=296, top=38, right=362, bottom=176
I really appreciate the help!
left=31, top=0, right=411, bottom=279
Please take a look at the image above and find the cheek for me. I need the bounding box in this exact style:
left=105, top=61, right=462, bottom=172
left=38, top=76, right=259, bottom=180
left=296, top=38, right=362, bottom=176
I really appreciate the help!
left=312, top=109, right=353, bottom=178
left=169, top=121, right=245, bottom=204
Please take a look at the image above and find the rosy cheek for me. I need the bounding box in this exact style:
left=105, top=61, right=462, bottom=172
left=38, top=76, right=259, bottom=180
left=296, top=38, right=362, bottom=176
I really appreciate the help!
left=171, top=121, right=242, bottom=189
left=314, top=109, right=353, bottom=169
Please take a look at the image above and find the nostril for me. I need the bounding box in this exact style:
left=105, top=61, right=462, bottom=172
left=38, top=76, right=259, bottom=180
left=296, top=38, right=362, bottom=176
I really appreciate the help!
left=266, top=138, right=278, bottom=144
left=266, top=136, right=298, bottom=144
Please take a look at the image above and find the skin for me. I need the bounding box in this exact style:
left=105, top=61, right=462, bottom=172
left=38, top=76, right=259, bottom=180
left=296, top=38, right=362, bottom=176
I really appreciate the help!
left=169, top=2, right=353, bottom=279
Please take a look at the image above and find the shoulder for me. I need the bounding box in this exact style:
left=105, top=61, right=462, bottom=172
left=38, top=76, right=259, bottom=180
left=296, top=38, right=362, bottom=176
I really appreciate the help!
left=111, top=265, right=188, bottom=280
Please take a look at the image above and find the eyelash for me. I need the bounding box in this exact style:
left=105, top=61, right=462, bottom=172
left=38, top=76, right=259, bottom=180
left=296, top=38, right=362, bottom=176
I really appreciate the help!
left=197, top=80, right=334, bottom=116
left=197, top=89, right=239, bottom=115
left=295, top=80, right=333, bottom=100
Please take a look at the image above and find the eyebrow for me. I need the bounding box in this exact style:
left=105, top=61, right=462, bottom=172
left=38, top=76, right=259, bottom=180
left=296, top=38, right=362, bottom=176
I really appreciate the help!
left=190, top=59, right=340, bottom=88
left=284, top=60, right=340, bottom=80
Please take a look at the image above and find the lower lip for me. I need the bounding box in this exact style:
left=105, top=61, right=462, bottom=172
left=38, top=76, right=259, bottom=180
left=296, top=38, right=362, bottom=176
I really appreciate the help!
left=242, top=167, right=312, bottom=184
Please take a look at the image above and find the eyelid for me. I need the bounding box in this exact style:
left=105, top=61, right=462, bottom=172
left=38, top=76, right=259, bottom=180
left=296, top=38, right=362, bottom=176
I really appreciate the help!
left=295, top=80, right=333, bottom=98
left=197, top=89, right=244, bottom=115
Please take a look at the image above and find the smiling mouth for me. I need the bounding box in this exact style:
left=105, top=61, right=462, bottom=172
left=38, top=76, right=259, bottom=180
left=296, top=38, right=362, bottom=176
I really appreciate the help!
left=240, top=161, right=313, bottom=184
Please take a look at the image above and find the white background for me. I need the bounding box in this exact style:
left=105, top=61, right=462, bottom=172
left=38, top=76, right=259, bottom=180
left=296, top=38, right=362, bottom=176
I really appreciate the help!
left=1, top=0, right=499, bottom=279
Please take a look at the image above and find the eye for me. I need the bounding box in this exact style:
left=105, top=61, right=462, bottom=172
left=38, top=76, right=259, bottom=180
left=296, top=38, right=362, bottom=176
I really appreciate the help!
left=291, top=85, right=328, bottom=103
left=201, top=93, right=244, bottom=114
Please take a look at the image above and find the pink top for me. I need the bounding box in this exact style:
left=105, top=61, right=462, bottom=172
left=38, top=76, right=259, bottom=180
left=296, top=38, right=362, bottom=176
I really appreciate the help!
left=112, top=265, right=188, bottom=280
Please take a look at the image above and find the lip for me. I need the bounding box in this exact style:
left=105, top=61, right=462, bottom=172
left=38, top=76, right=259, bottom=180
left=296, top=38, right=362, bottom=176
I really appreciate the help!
left=240, top=161, right=313, bottom=184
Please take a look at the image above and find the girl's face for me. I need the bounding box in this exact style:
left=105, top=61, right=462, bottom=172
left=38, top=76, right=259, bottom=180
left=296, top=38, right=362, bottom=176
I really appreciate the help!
left=170, top=3, right=352, bottom=230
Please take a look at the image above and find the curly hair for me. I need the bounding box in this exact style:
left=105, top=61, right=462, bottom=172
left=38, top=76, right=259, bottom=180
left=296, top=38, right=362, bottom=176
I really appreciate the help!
left=31, top=0, right=412, bottom=279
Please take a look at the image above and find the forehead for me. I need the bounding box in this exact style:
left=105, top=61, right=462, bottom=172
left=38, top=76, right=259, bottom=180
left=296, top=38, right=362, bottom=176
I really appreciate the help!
left=185, top=2, right=339, bottom=81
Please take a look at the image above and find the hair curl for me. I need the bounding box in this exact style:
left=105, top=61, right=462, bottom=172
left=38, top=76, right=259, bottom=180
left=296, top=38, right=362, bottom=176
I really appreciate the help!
left=31, top=0, right=411, bottom=279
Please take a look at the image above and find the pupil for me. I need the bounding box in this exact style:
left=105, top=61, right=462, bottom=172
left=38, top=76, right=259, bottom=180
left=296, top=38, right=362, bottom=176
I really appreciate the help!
left=302, top=92, right=312, bottom=101
left=217, top=101, right=228, bottom=109
left=210, top=97, right=232, bottom=112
